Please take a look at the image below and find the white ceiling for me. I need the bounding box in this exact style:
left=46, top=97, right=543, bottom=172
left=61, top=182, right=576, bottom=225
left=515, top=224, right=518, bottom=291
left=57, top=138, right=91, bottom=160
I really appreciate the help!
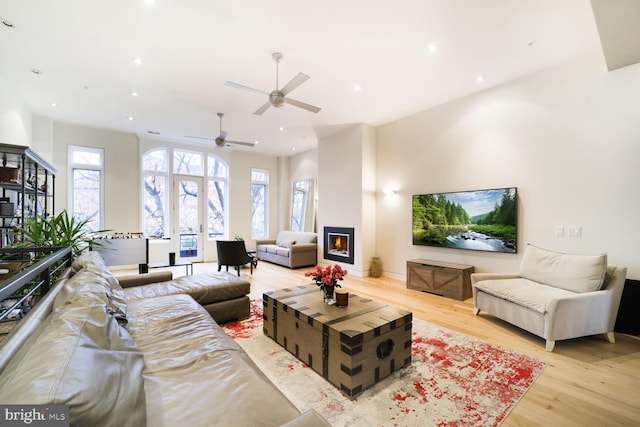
left=0, top=0, right=605, bottom=156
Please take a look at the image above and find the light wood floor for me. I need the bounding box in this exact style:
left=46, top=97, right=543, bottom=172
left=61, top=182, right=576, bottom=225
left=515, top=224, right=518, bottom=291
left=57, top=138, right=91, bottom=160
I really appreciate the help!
left=115, top=261, right=640, bottom=427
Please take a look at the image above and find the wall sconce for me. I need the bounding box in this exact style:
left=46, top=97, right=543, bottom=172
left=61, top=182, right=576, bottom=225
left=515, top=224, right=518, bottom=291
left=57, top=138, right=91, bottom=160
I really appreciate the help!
left=382, top=188, right=397, bottom=196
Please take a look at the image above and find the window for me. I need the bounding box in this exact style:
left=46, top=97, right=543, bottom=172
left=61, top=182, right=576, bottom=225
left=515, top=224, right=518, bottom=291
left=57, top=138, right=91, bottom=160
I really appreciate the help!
left=68, top=146, right=103, bottom=232
left=174, top=149, right=203, bottom=176
left=142, top=149, right=168, bottom=238
left=207, top=155, right=228, bottom=239
left=251, top=168, right=269, bottom=239
left=291, top=180, right=310, bottom=232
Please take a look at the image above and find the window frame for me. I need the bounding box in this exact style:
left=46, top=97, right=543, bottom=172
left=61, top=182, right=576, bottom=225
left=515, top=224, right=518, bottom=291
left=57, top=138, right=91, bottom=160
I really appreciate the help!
left=141, top=148, right=170, bottom=239
left=68, top=145, right=104, bottom=231
left=207, top=155, right=229, bottom=240
left=251, top=168, right=269, bottom=239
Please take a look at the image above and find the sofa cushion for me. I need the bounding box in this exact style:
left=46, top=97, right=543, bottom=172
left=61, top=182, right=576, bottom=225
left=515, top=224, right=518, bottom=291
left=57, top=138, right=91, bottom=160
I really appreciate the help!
left=0, top=303, right=147, bottom=426
left=122, top=271, right=250, bottom=306
left=519, top=244, right=607, bottom=293
left=276, top=246, right=291, bottom=257
left=70, top=250, right=107, bottom=273
left=266, top=245, right=279, bottom=255
left=474, top=278, right=576, bottom=314
left=276, top=230, right=317, bottom=245
left=126, top=294, right=302, bottom=426
left=53, top=266, right=128, bottom=325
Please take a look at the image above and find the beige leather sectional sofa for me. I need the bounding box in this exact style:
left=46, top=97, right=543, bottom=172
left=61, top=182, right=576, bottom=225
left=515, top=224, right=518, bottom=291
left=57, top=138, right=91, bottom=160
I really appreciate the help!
left=256, top=230, right=318, bottom=268
left=0, top=251, right=329, bottom=427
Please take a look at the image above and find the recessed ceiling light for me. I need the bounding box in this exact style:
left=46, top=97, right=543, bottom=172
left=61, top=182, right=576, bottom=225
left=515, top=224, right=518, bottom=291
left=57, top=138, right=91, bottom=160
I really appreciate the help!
left=292, top=147, right=296, bottom=151
left=476, top=75, right=485, bottom=83
left=127, top=116, right=134, bottom=121
left=279, top=126, right=284, bottom=131
left=353, top=84, right=362, bottom=92
left=427, top=43, right=438, bottom=54
left=31, top=68, right=42, bottom=75
left=50, top=102, right=57, bottom=107
left=130, top=91, right=139, bottom=97
left=145, top=0, right=156, bottom=5
left=254, top=140, right=259, bottom=144
left=2, top=20, right=15, bottom=28
left=133, top=57, right=142, bottom=66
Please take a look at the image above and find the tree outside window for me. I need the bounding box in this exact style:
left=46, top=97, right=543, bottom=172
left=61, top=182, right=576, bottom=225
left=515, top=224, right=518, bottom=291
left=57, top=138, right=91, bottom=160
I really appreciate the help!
left=142, top=149, right=228, bottom=240
left=142, top=149, right=168, bottom=238
left=69, top=146, right=103, bottom=232
left=207, top=155, right=227, bottom=239
left=251, top=168, right=269, bottom=239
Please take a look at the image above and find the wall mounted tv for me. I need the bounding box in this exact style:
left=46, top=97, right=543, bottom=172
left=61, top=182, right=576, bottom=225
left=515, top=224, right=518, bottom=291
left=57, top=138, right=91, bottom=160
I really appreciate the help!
left=412, top=187, right=517, bottom=253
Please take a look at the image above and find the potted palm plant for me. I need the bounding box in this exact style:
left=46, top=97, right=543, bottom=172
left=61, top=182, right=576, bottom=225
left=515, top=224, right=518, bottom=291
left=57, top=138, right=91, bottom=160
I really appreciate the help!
left=16, top=210, right=108, bottom=257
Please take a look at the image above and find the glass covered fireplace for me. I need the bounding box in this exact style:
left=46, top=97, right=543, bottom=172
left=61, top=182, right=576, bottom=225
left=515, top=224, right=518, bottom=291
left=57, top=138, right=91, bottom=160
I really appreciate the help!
left=324, top=227, right=354, bottom=264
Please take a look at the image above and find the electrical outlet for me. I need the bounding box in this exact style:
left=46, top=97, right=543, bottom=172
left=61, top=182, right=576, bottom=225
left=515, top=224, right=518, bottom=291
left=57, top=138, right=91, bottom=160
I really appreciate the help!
left=568, top=226, right=582, bottom=237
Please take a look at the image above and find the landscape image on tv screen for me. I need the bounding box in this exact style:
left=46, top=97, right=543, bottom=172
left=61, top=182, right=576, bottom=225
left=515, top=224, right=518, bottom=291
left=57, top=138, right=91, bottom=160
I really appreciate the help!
left=412, top=187, right=517, bottom=253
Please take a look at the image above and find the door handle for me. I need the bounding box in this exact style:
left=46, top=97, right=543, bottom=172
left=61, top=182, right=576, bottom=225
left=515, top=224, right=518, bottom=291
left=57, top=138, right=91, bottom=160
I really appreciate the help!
left=199, top=224, right=203, bottom=233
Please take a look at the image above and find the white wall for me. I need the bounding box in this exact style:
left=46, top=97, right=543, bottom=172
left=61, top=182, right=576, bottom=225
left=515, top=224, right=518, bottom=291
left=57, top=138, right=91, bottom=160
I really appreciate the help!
left=31, top=115, right=54, bottom=165
left=52, top=123, right=140, bottom=228
left=318, top=124, right=376, bottom=277
left=376, top=55, right=640, bottom=280
left=228, top=150, right=280, bottom=250
left=290, top=148, right=318, bottom=181
left=0, top=75, right=31, bottom=147
left=361, top=125, right=377, bottom=275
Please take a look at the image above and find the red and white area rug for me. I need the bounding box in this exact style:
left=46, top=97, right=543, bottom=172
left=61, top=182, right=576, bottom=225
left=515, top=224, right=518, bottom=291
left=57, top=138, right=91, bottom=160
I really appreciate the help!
left=222, top=300, right=545, bottom=427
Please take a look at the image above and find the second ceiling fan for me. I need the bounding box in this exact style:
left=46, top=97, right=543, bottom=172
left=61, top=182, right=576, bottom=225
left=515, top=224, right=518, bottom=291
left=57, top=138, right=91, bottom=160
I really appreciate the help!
left=186, top=112, right=255, bottom=148
left=225, top=52, right=321, bottom=115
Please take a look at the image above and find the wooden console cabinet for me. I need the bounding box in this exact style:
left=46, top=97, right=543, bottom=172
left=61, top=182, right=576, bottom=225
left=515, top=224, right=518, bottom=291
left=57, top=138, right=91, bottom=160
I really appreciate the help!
left=406, top=259, right=474, bottom=301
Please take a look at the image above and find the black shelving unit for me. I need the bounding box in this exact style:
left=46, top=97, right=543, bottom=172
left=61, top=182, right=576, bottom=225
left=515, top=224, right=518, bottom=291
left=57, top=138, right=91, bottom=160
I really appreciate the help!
left=0, top=144, right=56, bottom=247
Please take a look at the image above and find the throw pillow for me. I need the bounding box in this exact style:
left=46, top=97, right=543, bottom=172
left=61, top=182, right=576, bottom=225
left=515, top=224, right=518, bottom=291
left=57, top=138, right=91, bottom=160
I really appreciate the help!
left=277, top=239, right=296, bottom=248
left=519, top=244, right=607, bottom=293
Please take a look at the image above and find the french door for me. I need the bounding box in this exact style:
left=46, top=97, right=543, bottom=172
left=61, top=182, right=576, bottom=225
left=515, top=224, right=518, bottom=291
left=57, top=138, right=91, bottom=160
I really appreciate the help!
left=172, top=175, right=203, bottom=263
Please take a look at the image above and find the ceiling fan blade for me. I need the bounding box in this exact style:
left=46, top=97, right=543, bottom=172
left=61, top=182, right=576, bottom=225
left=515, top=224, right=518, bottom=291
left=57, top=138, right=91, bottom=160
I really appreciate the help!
left=279, top=72, right=310, bottom=96
left=224, top=81, right=270, bottom=96
left=284, top=97, right=321, bottom=113
left=226, top=140, right=256, bottom=147
left=185, top=135, right=214, bottom=141
left=253, top=101, right=272, bottom=115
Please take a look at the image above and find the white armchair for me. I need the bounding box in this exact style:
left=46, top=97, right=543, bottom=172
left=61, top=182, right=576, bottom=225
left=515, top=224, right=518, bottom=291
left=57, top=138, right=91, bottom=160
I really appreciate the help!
left=472, top=244, right=627, bottom=352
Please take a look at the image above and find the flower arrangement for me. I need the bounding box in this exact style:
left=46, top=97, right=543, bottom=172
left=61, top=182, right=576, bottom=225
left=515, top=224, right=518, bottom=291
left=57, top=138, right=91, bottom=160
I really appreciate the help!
left=305, top=264, right=348, bottom=293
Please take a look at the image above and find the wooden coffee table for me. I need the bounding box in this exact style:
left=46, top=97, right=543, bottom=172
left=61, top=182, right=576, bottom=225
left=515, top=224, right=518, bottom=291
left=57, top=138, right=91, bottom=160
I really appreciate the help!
left=263, top=284, right=412, bottom=399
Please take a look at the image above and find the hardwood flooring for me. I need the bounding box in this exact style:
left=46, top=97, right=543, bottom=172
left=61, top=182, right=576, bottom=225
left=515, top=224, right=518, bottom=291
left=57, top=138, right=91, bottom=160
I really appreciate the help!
left=115, top=261, right=640, bottom=426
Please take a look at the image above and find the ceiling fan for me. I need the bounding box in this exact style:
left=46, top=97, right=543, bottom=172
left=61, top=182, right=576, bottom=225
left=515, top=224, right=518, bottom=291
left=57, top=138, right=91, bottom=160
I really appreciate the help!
left=185, top=113, right=256, bottom=148
left=225, top=52, right=321, bottom=115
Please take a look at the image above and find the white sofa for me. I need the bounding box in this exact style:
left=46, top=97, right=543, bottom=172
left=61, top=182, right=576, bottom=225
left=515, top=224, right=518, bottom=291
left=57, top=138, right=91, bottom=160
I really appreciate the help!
left=471, top=244, right=627, bottom=352
left=256, top=230, right=318, bottom=269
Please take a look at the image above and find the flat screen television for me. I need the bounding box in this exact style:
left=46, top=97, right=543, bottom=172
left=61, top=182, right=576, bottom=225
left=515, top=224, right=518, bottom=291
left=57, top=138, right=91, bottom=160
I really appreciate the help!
left=412, top=187, right=517, bottom=253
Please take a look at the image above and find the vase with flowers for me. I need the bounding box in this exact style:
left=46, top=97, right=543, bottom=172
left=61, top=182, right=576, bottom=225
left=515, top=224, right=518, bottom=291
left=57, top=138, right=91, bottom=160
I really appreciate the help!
left=305, top=264, right=348, bottom=305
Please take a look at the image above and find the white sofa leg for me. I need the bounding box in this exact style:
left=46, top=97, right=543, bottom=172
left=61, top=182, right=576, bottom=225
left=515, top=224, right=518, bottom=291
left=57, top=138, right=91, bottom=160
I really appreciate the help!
left=545, top=340, right=555, bottom=352
left=605, top=331, right=616, bottom=343
left=473, top=307, right=480, bottom=315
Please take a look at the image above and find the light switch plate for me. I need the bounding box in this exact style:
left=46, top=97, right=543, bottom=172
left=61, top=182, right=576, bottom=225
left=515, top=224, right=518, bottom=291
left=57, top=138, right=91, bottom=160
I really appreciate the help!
left=568, top=226, right=582, bottom=237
